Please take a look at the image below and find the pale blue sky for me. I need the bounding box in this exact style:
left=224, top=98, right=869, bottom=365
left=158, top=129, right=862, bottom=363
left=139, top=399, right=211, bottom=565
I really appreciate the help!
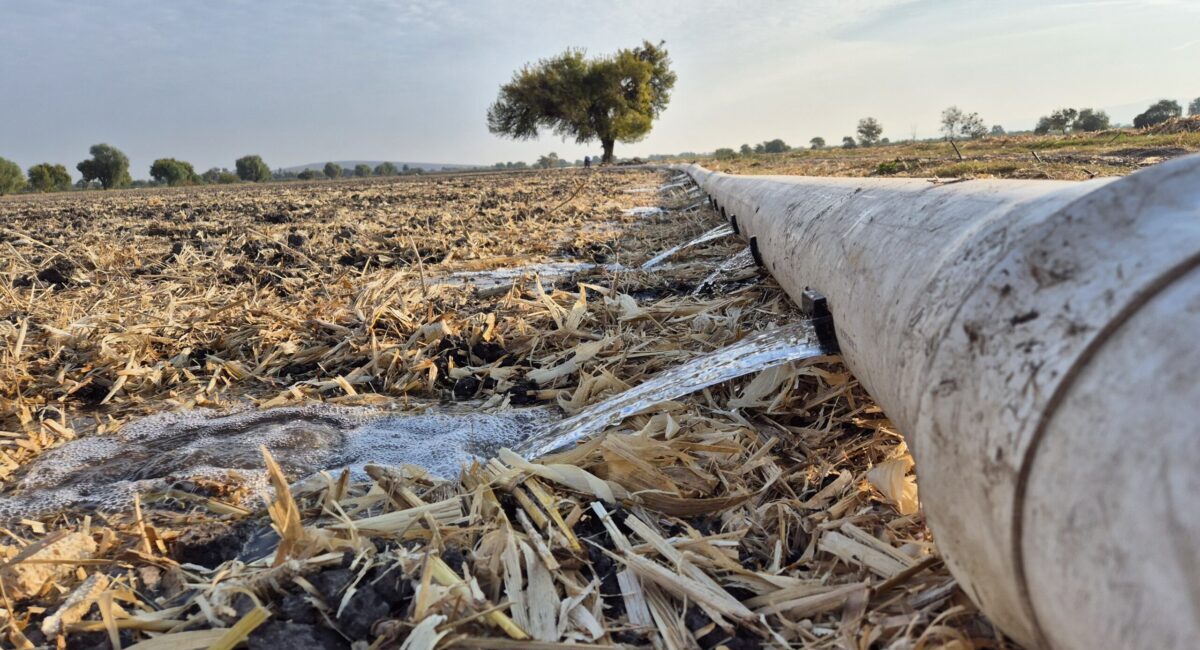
left=1, top=0, right=1197, bottom=176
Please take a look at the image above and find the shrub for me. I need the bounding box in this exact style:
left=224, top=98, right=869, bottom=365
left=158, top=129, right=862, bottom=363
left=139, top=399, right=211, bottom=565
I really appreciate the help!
left=713, top=148, right=737, bottom=160
left=0, top=157, right=25, bottom=195
left=875, top=160, right=904, bottom=175
left=27, top=163, right=72, bottom=192
left=323, top=162, right=342, bottom=179
left=235, top=155, right=271, bottom=182
left=354, top=164, right=372, bottom=177
left=149, top=158, right=200, bottom=186
left=1133, top=100, right=1182, bottom=128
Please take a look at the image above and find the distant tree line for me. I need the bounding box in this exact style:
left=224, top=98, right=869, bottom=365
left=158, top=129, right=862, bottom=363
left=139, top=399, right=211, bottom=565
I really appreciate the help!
left=0, top=143, right=456, bottom=196
left=695, top=95, right=1198, bottom=166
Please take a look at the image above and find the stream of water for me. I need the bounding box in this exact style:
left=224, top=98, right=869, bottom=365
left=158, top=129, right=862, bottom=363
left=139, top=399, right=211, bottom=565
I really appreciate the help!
left=640, top=223, right=735, bottom=270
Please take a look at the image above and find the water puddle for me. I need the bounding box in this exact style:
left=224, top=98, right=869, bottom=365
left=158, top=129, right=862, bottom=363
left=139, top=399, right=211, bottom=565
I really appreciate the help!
left=515, top=320, right=824, bottom=457
left=0, top=404, right=552, bottom=519
left=2, top=322, right=823, bottom=519
left=622, top=207, right=666, bottom=217
left=693, top=247, right=756, bottom=294
left=641, top=224, right=736, bottom=270
left=438, top=262, right=625, bottom=290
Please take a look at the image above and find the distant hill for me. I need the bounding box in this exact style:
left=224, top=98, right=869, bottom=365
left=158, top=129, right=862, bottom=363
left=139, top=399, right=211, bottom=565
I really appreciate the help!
left=281, top=160, right=480, bottom=173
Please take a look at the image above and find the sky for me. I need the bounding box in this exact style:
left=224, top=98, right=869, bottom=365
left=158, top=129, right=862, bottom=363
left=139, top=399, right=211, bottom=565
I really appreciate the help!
left=1, top=0, right=1198, bottom=176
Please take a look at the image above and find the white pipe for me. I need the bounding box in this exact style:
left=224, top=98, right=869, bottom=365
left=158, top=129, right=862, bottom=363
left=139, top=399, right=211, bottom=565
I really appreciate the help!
left=670, top=157, right=1200, bottom=649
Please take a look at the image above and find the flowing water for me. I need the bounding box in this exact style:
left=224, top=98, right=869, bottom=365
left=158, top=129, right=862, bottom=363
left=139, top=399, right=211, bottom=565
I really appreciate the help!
left=693, top=247, right=756, bottom=294
left=514, top=320, right=824, bottom=458
left=1, top=322, right=823, bottom=519
left=641, top=223, right=735, bottom=270
left=622, top=206, right=666, bottom=217
left=438, top=262, right=626, bottom=290
left=0, top=404, right=553, bottom=519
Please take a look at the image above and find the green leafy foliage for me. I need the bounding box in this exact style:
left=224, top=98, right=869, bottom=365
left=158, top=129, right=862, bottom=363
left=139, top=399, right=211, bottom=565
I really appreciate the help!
left=76, top=143, right=131, bottom=189
left=765, top=139, right=789, bottom=153
left=235, top=155, right=271, bottom=182
left=297, top=169, right=320, bottom=180
left=857, top=117, right=883, bottom=146
left=354, top=164, right=372, bottom=177
left=27, top=163, right=72, bottom=192
left=536, top=152, right=561, bottom=168
left=809, top=137, right=825, bottom=150
left=713, top=148, right=737, bottom=160
left=1134, top=99, right=1182, bottom=128
left=487, top=40, right=676, bottom=163
left=1072, top=108, right=1111, bottom=132
left=374, top=162, right=398, bottom=176
left=324, top=162, right=342, bottom=179
left=202, top=168, right=240, bottom=184
left=149, top=158, right=200, bottom=186
left=842, top=136, right=857, bottom=149
left=0, top=157, right=25, bottom=195
left=1190, top=97, right=1200, bottom=116
left=739, top=144, right=752, bottom=155
left=940, top=107, right=987, bottom=141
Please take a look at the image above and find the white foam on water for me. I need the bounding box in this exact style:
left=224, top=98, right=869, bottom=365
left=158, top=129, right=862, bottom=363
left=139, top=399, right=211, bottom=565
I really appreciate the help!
left=436, top=262, right=626, bottom=290
left=641, top=224, right=736, bottom=271
left=2, top=320, right=821, bottom=518
left=515, top=320, right=824, bottom=458
left=0, top=403, right=554, bottom=519
left=693, top=247, right=757, bottom=294
left=622, top=207, right=665, bottom=217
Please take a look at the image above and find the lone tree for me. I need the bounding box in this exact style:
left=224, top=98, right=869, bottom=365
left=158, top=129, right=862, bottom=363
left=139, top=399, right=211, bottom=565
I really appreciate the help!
left=761, top=139, right=789, bottom=153
left=235, top=155, right=271, bottom=182
left=354, top=164, right=372, bottom=177
left=487, top=40, right=676, bottom=164
left=0, top=157, right=25, bottom=195
left=841, top=136, right=857, bottom=149
left=27, top=163, right=72, bottom=192
left=77, top=143, right=131, bottom=189
left=1035, top=108, right=1078, bottom=135
left=810, top=137, right=825, bottom=149
left=149, top=158, right=200, bottom=186
left=1072, top=108, right=1111, bottom=132
left=1133, top=99, right=1182, bottom=128
left=856, top=117, right=883, bottom=146
left=324, top=162, right=342, bottom=179
left=535, top=152, right=561, bottom=169
left=990, top=125, right=1006, bottom=136
left=940, top=106, right=986, bottom=159
left=1190, top=97, right=1200, bottom=116
left=374, top=162, right=398, bottom=176
left=739, top=144, right=753, bottom=155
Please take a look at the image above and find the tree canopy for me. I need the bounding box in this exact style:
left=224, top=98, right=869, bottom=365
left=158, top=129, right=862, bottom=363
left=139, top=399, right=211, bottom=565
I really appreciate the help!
left=713, top=148, right=737, bottom=160
left=77, top=143, right=131, bottom=190
left=323, top=162, right=342, bottom=179
left=810, top=137, right=825, bottom=150
left=856, top=117, right=883, bottom=146
left=0, top=157, right=25, bottom=195
left=1072, top=108, right=1111, bottom=132
left=149, top=158, right=200, bottom=186
left=374, top=162, right=398, bottom=177
left=1190, top=97, right=1200, bottom=116
left=940, top=107, right=987, bottom=141
left=27, top=163, right=72, bottom=192
left=1133, top=99, right=1182, bottom=128
left=235, top=155, right=271, bottom=182
left=354, top=164, right=372, bottom=177
left=487, top=40, right=676, bottom=164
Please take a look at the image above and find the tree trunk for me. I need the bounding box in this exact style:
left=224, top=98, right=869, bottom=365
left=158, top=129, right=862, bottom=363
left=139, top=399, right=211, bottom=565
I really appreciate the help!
left=601, top=139, right=615, bottom=164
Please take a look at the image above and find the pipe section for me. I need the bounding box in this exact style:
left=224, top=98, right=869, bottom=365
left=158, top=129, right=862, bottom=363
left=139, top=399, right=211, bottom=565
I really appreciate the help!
left=670, top=157, right=1200, bottom=649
